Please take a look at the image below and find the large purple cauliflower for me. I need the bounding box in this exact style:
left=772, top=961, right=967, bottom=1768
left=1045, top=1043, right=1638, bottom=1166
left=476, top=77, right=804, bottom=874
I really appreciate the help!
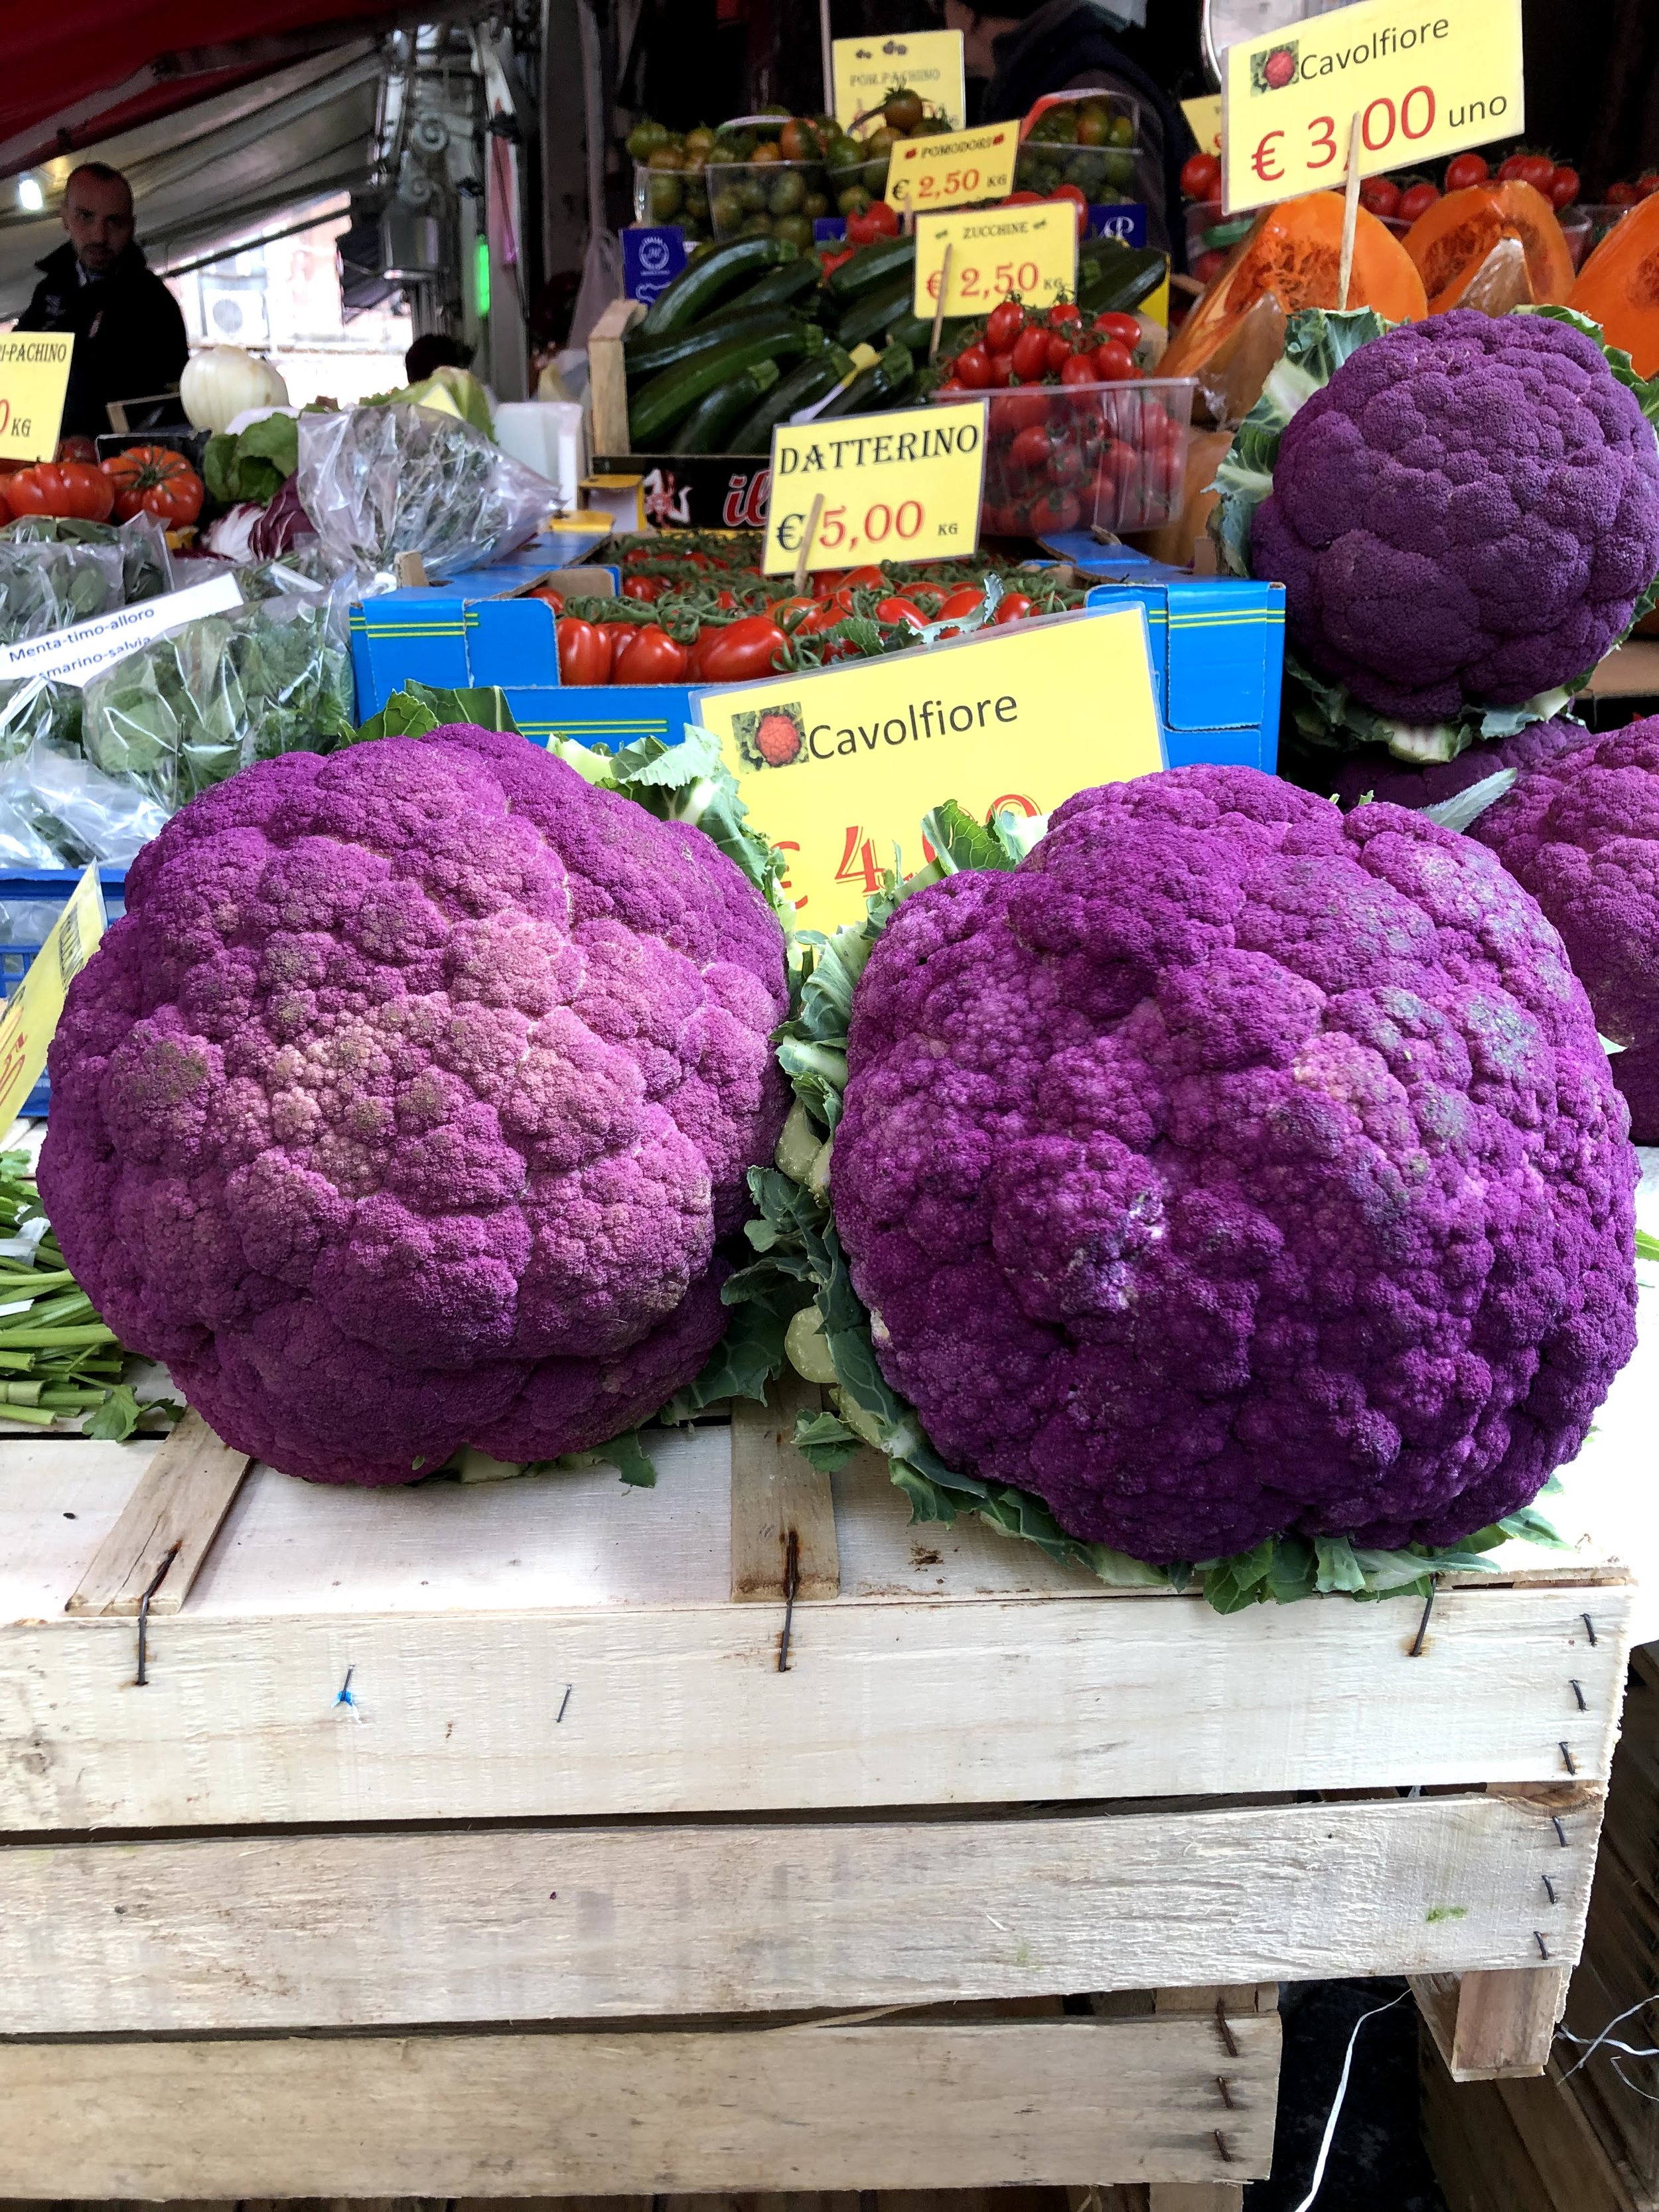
left=1466, top=715, right=1659, bottom=1143
left=1252, top=311, right=1659, bottom=726
left=831, top=765, right=1636, bottom=1564
left=38, top=727, right=788, bottom=1484
left=1324, top=715, right=1596, bottom=813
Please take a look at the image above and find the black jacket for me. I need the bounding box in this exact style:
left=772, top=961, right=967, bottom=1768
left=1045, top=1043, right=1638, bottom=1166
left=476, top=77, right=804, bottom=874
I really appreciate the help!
left=15, top=241, right=190, bottom=440
left=981, top=0, right=1196, bottom=264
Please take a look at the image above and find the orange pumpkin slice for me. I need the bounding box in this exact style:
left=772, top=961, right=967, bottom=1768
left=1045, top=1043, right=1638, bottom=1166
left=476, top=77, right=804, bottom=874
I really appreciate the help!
left=1165, top=190, right=1425, bottom=382
left=1402, top=181, right=1575, bottom=314
left=1569, top=193, right=1659, bottom=376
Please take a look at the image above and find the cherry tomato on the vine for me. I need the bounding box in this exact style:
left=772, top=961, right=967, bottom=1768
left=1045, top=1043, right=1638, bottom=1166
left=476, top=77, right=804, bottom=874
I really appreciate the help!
left=1010, top=325, right=1052, bottom=382
left=1396, top=180, right=1440, bottom=222
left=555, top=617, right=611, bottom=685
left=985, top=299, right=1025, bottom=352
left=1179, top=151, right=1221, bottom=202
left=1445, top=152, right=1489, bottom=191
left=614, top=625, right=689, bottom=684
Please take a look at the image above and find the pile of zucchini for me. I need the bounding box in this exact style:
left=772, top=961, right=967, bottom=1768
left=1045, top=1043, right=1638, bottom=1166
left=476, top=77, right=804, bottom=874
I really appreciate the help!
left=622, top=228, right=1167, bottom=455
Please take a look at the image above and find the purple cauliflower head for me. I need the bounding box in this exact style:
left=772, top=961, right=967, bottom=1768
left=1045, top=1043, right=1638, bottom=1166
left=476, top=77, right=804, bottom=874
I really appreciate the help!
left=1252, top=311, right=1659, bottom=726
left=831, top=764, right=1635, bottom=1564
left=1323, top=715, right=1597, bottom=814
left=38, top=727, right=788, bottom=1483
left=1467, top=713, right=1659, bottom=1142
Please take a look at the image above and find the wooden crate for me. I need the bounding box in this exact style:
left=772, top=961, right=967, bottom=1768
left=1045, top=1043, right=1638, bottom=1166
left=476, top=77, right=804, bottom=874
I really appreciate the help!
left=588, top=295, right=645, bottom=457
left=0, top=1368, right=1648, bottom=2201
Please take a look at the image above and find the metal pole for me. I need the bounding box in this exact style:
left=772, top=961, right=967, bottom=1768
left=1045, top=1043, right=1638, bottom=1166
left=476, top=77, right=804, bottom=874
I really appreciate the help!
left=577, top=0, right=607, bottom=244
left=820, top=0, right=833, bottom=116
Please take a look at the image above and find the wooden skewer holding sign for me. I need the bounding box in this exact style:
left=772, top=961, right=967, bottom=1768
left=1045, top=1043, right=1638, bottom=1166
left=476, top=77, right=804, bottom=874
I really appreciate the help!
left=792, top=491, right=826, bottom=593
left=1338, top=110, right=1362, bottom=310
left=930, top=244, right=954, bottom=362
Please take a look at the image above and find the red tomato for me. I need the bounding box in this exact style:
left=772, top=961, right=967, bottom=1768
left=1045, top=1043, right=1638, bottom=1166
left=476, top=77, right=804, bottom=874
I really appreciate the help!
left=1047, top=302, right=1082, bottom=326
left=1444, top=152, right=1489, bottom=191
left=1027, top=490, right=1082, bottom=534
left=1092, top=340, right=1138, bottom=382
left=993, top=591, right=1035, bottom=622
left=5, top=461, right=116, bottom=522
left=1358, top=177, right=1400, bottom=218
left=597, top=621, right=636, bottom=673
left=1046, top=332, right=1074, bottom=374
left=100, top=445, right=202, bottom=526
left=811, top=569, right=845, bottom=595
left=938, top=587, right=985, bottom=619
left=55, top=435, right=98, bottom=465
left=875, top=595, right=926, bottom=628
left=1093, top=311, right=1142, bottom=348
left=987, top=349, right=1017, bottom=384
left=847, top=200, right=901, bottom=244
left=1192, top=248, right=1228, bottom=284
left=527, top=587, right=565, bottom=613
left=1011, top=325, right=1052, bottom=382
left=819, top=247, right=856, bottom=278
left=695, top=615, right=790, bottom=682
left=1607, top=181, right=1640, bottom=208
left=955, top=343, right=994, bottom=389
left=1179, top=151, right=1221, bottom=202
left=1002, top=190, right=1045, bottom=206
left=985, top=299, right=1025, bottom=352
left=1549, top=166, right=1581, bottom=209
left=1058, top=352, right=1099, bottom=387
left=1096, top=439, right=1138, bottom=502
left=1396, top=180, right=1441, bottom=222
left=841, top=564, right=886, bottom=589
left=771, top=595, right=819, bottom=631
left=1499, top=153, right=1555, bottom=193
left=1009, top=424, right=1052, bottom=475
left=555, top=617, right=611, bottom=685
left=614, top=624, right=689, bottom=684
left=1048, top=183, right=1089, bottom=237
left=1001, top=388, right=1052, bottom=431
left=1638, top=173, right=1659, bottom=200
left=622, top=573, right=664, bottom=601
left=936, top=378, right=972, bottom=395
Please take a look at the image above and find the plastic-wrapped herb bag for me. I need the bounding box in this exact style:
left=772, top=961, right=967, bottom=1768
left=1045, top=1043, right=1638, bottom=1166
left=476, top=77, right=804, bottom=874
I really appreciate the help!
left=81, top=594, right=356, bottom=813
left=0, top=537, right=126, bottom=644
left=1, top=514, right=171, bottom=604
left=297, top=402, right=553, bottom=581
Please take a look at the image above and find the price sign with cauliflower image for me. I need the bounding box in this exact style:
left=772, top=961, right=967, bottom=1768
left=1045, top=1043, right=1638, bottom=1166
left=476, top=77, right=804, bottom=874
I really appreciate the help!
left=1222, top=0, right=1524, bottom=215
left=694, top=605, right=1165, bottom=928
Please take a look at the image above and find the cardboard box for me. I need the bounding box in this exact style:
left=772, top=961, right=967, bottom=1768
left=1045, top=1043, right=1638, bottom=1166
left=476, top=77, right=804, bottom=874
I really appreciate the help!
left=348, top=575, right=697, bottom=752
left=1039, top=535, right=1284, bottom=773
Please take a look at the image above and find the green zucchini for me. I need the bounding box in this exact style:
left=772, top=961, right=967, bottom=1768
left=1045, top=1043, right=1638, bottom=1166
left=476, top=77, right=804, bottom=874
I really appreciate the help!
left=825, top=234, right=916, bottom=301
left=730, top=347, right=855, bottom=447
left=814, top=340, right=913, bottom=420
left=835, top=273, right=916, bottom=350
left=882, top=309, right=972, bottom=356
left=710, top=257, right=822, bottom=316
left=630, top=324, right=827, bottom=447
left=1076, top=244, right=1167, bottom=318
left=624, top=309, right=812, bottom=385
left=635, top=236, right=799, bottom=338
left=670, top=359, right=781, bottom=453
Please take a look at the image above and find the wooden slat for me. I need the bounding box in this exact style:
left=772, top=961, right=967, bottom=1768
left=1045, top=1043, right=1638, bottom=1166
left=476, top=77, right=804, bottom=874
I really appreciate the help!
left=62, top=1411, right=250, bottom=1618
left=0, top=1580, right=1630, bottom=1831
left=730, top=1374, right=839, bottom=1602
left=1147, top=2190, right=1244, bottom=2211
left=0, top=2016, right=1279, bottom=2198
left=1411, top=1965, right=1572, bottom=2081
left=0, top=1789, right=1602, bottom=2035
left=588, top=295, right=644, bottom=458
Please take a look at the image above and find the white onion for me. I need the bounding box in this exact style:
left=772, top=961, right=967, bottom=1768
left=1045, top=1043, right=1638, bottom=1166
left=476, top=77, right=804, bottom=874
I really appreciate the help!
left=180, top=347, right=291, bottom=434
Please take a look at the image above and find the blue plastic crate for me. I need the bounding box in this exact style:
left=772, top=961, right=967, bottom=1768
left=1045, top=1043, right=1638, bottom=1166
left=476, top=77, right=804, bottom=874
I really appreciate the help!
left=0, top=868, right=126, bottom=1120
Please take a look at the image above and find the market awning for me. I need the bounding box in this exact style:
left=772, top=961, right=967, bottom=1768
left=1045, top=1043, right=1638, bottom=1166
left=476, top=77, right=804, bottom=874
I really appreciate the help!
left=0, top=42, right=384, bottom=321
left=0, top=3, right=402, bottom=180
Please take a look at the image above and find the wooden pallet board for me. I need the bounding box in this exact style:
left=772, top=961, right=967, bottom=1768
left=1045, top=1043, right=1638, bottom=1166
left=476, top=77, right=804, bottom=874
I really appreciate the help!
left=0, top=1787, right=1600, bottom=2035
left=0, top=2014, right=1279, bottom=2198
left=0, top=1428, right=1629, bottom=1830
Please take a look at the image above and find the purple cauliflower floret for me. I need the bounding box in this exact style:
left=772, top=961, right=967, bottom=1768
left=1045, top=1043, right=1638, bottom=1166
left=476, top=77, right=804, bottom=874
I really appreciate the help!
left=1467, top=714, right=1659, bottom=1142
left=38, top=727, right=788, bottom=1484
left=1323, top=716, right=1597, bottom=812
left=1252, top=311, right=1659, bottom=725
left=831, top=764, right=1635, bottom=1565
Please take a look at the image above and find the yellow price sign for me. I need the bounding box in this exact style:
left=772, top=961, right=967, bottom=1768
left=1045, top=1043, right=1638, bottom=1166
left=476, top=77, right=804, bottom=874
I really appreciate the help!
left=912, top=203, right=1078, bottom=319
left=887, top=122, right=1019, bottom=212
left=762, top=401, right=986, bottom=577
left=0, top=865, right=106, bottom=1132
left=1181, top=93, right=1223, bottom=159
left=1222, top=0, right=1523, bottom=215
left=0, top=335, right=73, bottom=463
left=693, top=607, right=1164, bottom=931
left=831, top=29, right=966, bottom=133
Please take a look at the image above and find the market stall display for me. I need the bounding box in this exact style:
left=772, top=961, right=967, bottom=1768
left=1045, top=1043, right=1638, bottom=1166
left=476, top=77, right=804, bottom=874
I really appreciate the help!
left=1400, top=181, right=1577, bottom=313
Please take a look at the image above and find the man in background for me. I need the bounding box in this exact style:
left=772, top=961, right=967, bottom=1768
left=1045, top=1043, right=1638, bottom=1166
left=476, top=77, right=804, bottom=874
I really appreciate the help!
left=944, top=0, right=1196, bottom=258
left=15, top=163, right=188, bottom=439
